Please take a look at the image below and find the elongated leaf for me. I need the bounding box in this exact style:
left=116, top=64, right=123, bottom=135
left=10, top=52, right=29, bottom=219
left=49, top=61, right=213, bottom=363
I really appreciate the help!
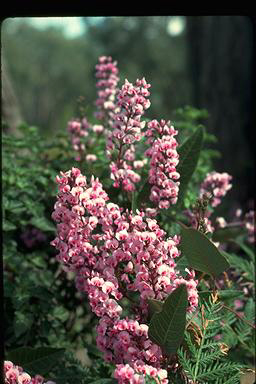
left=176, top=126, right=204, bottom=205
left=212, top=226, right=247, bottom=242
left=30, top=217, right=56, bottom=232
left=233, top=239, right=255, bottom=260
left=6, top=347, right=65, bottom=375
left=148, top=284, right=188, bottom=355
left=180, top=225, right=230, bottom=277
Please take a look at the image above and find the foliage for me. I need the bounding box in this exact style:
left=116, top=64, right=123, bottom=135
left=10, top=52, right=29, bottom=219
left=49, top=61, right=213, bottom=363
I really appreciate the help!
left=3, top=125, right=98, bottom=354
left=3, top=57, right=255, bottom=383
left=177, top=295, right=244, bottom=383
left=148, top=285, right=188, bottom=356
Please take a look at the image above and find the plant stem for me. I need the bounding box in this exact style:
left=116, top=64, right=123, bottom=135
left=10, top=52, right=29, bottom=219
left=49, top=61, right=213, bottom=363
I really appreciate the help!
left=192, top=322, right=206, bottom=382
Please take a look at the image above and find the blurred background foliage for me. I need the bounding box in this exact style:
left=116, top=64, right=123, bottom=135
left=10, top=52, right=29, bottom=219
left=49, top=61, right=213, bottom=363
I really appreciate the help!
left=1, top=15, right=255, bottom=210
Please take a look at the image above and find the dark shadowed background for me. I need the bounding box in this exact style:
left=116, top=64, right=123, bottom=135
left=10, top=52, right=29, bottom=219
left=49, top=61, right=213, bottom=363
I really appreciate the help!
left=2, top=15, right=255, bottom=212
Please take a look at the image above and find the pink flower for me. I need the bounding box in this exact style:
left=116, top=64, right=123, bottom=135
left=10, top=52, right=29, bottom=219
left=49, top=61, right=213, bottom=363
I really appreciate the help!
left=4, top=361, right=14, bottom=373
left=94, top=56, right=119, bottom=125
left=5, top=367, right=19, bottom=383
left=67, top=118, right=91, bottom=161
left=244, top=210, right=255, bottom=244
left=107, top=78, right=151, bottom=192
left=4, top=361, right=49, bottom=384
left=200, top=171, right=232, bottom=207
left=145, top=119, right=180, bottom=210
left=92, top=124, right=104, bottom=133
left=17, top=373, right=31, bottom=384
left=86, top=154, right=97, bottom=162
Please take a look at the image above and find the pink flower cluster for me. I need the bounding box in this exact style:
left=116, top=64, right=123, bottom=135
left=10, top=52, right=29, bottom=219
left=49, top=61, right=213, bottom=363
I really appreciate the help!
left=234, top=208, right=255, bottom=244
left=184, top=172, right=233, bottom=245
left=97, top=317, right=168, bottom=383
left=51, top=168, right=198, bottom=383
left=106, top=78, right=151, bottom=192
left=67, top=117, right=99, bottom=162
left=4, top=361, right=55, bottom=384
left=67, top=117, right=90, bottom=161
left=94, top=56, right=120, bottom=124
left=144, top=119, right=180, bottom=209
left=244, top=210, right=255, bottom=244
left=200, top=171, right=232, bottom=208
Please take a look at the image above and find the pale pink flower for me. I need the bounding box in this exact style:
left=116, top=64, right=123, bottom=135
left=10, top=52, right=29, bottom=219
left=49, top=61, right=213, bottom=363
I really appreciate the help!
left=145, top=119, right=180, bottom=210
left=200, top=171, right=232, bottom=207
left=94, top=56, right=119, bottom=125
left=86, top=154, right=97, bottom=162
left=107, top=78, right=151, bottom=192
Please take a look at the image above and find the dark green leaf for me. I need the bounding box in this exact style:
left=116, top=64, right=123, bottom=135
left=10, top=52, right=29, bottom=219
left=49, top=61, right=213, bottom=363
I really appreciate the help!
left=179, top=225, right=230, bottom=277
left=176, top=126, right=204, bottom=206
left=14, top=312, right=34, bottom=338
left=212, top=226, right=247, bottom=242
left=218, top=290, right=244, bottom=300
left=6, top=347, right=65, bottom=375
left=148, top=284, right=188, bottom=355
left=233, top=239, right=255, bottom=260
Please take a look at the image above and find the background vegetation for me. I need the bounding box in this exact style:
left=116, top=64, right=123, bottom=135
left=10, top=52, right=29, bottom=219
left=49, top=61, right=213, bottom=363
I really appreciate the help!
left=2, top=16, right=255, bottom=208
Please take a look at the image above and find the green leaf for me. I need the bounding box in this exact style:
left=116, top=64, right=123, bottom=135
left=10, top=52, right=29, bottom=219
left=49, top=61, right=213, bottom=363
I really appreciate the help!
left=179, top=225, right=230, bottom=277
left=53, top=306, right=70, bottom=322
left=176, top=126, right=204, bottom=206
left=212, top=226, right=247, bottom=242
left=6, top=347, right=65, bottom=375
left=3, top=220, right=16, bottom=231
left=14, top=312, right=34, bottom=338
left=148, top=284, right=188, bottom=356
left=233, top=239, right=255, bottom=260
left=30, top=217, right=56, bottom=232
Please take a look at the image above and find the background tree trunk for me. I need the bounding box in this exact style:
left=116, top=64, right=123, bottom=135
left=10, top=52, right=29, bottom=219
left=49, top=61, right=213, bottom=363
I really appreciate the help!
left=186, top=16, right=255, bottom=208
left=2, top=55, right=23, bottom=135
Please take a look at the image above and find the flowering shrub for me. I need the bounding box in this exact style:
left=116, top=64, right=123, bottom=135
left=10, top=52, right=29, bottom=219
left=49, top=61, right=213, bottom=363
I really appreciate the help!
left=50, top=167, right=198, bottom=382
left=4, top=361, right=55, bottom=384
left=3, top=56, right=255, bottom=383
